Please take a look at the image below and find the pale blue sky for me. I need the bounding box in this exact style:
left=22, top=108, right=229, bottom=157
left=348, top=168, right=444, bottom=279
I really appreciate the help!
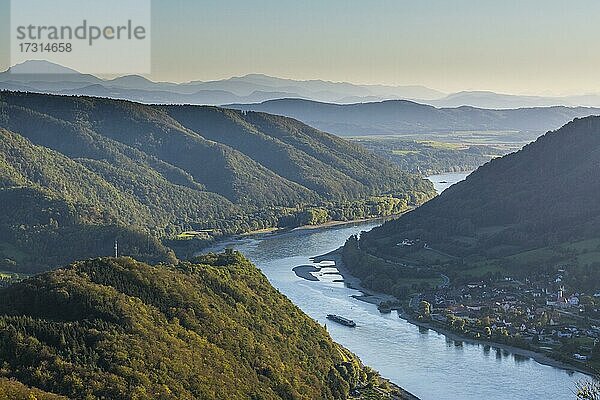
left=1, top=0, right=600, bottom=94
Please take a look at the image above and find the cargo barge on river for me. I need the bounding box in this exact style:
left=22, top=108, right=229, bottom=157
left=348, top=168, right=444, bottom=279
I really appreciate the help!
left=326, top=314, right=356, bottom=327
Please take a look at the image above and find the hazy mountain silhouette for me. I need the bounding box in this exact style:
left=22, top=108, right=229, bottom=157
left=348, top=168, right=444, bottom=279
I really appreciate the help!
left=227, top=98, right=600, bottom=136
left=5, top=60, right=600, bottom=111
left=427, top=90, right=600, bottom=109
left=0, top=61, right=443, bottom=104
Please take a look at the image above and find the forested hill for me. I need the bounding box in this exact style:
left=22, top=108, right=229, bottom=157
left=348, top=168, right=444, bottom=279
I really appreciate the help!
left=360, top=116, right=600, bottom=262
left=0, top=379, right=65, bottom=399
left=0, top=254, right=403, bottom=400
left=227, top=98, right=600, bottom=136
left=0, top=91, right=434, bottom=273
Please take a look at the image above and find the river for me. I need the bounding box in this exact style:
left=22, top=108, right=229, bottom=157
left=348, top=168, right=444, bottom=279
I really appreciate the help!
left=428, top=171, right=472, bottom=194
left=203, top=172, right=588, bottom=400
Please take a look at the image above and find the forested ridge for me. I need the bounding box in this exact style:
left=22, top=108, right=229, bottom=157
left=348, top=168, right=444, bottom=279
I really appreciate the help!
left=228, top=98, right=600, bottom=136
left=349, top=116, right=600, bottom=290
left=0, top=91, right=434, bottom=273
left=0, top=254, right=399, bottom=399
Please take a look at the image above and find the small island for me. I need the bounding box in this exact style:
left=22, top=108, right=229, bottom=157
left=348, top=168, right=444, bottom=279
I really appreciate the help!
left=292, top=264, right=321, bottom=281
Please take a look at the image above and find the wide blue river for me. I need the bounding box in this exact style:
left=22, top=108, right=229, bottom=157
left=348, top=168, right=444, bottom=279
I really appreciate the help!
left=204, top=173, right=589, bottom=399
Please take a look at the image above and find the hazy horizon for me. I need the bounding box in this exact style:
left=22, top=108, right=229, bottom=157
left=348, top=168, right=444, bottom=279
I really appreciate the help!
left=8, top=59, right=600, bottom=101
left=2, top=0, right=600, bottom=96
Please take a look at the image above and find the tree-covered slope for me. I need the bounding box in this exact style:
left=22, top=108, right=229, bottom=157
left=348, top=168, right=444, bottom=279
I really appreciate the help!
left=0, top=91, right=434, bottom=273
left=343, top=116, right=600, bottom=293
left=337, top=116, right=600, bottom=297
left=363, top=116, right=600, bottom=256
left=0, top=91, right=434, bottom=209
left=0, top=254, right=399, bottom=400
left=0, top=185, right=176, bottom=274
left=165, top=106, right=425, bottom=198
left=0, top=92, right=433, bottom=204
left=0, top=379, right=66, bottom=400
left=0, top=93, right=316, bottom=208
left=0, top=128, right=154, bottom=226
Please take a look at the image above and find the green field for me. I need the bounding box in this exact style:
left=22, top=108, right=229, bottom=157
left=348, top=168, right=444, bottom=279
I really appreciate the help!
left=460, top=260, right=508, bottom=278
left=175, top=230, right=213, bottom=240
left=495, top=240, right=598, bottom=265
left=398, top=248, right=454, bottom=265
left=350, top=134, right=520, bottom=174
left=455, top=237, right=600, bottom=281
left=417, top=140, right=469, bottom=150
left=506, top=247, right=562, bottom=266
left=351, top=130, right=532, bottom=145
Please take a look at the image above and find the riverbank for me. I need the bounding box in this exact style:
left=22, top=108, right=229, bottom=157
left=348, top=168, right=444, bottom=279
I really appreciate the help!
left=198, top=217, right=587, bottom=398
left=399, top=313, right=593, bottom=376
left=244, top=215, right=398, bottom=238
left=293, top=216, right=395, bottom=231
left=315, top=247, right=594, bottom=377
left=202, top=216, right=392, bottom=253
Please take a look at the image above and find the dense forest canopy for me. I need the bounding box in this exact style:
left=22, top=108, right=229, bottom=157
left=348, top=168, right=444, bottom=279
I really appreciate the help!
left=0, top=254, right=394, bottom=400
left=0, top=378, right=66, bottom=400
left=0, top=91, right=434, bottom=273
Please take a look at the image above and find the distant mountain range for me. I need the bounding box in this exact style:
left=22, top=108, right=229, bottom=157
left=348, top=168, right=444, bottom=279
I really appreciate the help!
left=0, top=60, right=443, bottom=105
left=227, top=98, right=600, bottom=137
left=5, top=60, right=600, bottom=109
left=425, top=90, right=600, bottom=109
